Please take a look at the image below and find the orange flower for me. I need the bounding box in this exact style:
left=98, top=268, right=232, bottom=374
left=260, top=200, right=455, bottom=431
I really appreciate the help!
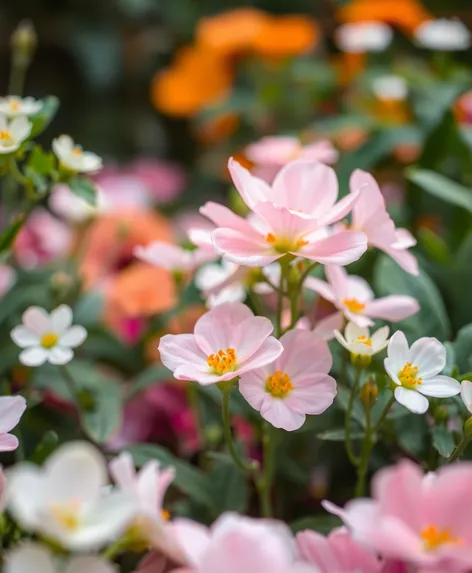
left=195, top=112, right=239, bottom=144
left=196, top=8, right=268, bottom=57
left=151, top=46, right=232, bottom=117
left=338, top=0, right=432, bottom=34
left=252, top=15, right=319, bottom=59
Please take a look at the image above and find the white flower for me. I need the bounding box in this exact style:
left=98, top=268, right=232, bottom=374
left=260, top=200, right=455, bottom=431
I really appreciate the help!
left=134, top=241, right=213, bottom=273
left=195, top=261, right=246, bottom=307
left=49, top=184, right=107, bottom=223
left=5, top=543, right=115, bottom=573
left=334, top=321, right=389, bottom=357
left=372, top=75, right=408, bottom=101
left=384, top=331, right=460, bottom=414
left=461, top=380, right=472, bottom=413
left=10, top=305, right=87, bottom=366
left=52, top=135, right=102, bottom=173
left=0, top=114, right=31, bottom=154
left=6, top=442, right=137, bottom=551
left=415, top=19, right=471, bottom=51
left=335, top=22, right=393, bottom=53
left=0, top=96, right=42, bottom=117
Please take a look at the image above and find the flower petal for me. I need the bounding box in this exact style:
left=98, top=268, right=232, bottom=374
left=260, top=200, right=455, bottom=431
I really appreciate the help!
left=5, top=543, right=56, bottom=573
left=10, top=326, right=40, bottom=348
left=48, top=346, right=74, bottom=365
left=394, top=387, right=429, bottom=414
left=409, top=337, right=446, bottom=378
left=158, top=334, right=207, bottom=373
left=313, top=312, right=344, bottom=341
left=278, top=329, right=332, bottom=376
left=0, top=433, right=19, bottom=452
left=417, top=375, right=460, bottom=397
left=385, top=331, right=409, bottom=371
left=304, top=277, right=336, bottom=303
left=285, top=374, right=337, bottom=415
left=232, top=316, right=275, bottom=362
left=212, top=228, right=279, bottom=267
left=0, top=396, right=26, bottom=433
left=19, top=346, right=48, bottom=366
left=237, top=337, right=283, bottom=375
left=50, top=305, right=73, bottom=333
left=301, top=230, right=367, bottom=265
left=239, top=369, right=268, bottom=411
left=260, top=397, right=306, bottom=431
left=365, top=296, right=420, bottom=322
left=228, top=157, right=270, bottom=209
left=461, top=380, right=472, bottom=412
left=60, top=326, right=88, bottom=348
left=22, top=306, right=51, bottom=335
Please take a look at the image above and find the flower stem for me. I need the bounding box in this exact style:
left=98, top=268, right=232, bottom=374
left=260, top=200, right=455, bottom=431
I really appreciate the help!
left=373, top=394, right=395, bottom=434
left=345, top=367, right=362, bottom=466
left=447, top=435, right=470, bottom=464
left=257, top=422, right=275, bottom=517
left=355, top=405, right=372, bottom=497
left=275, top=265, right=286, bottom=338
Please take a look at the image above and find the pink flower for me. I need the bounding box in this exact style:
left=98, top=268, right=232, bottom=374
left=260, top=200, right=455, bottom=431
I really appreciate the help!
left=296, top=526, right=382, bottom=573
left=109, top=452, right=175, bottom=551
left=246, top=136, right=338, bottom=183
left=158, top=302, right=283, bottom=385
left=14, top=209, right=72, bottom=269
left=134, top=241, right=214, bottom=273
left=202, top=160, right=367, bottom=267
left=323, top=459, right=472, bottom=571
left=349, top=170, right=418, bottom=275
left=0, top=265, right=15, bottom=297
left=168, top=512, right=316, bottom=573
left=130, top=158, right=186, bottom=204
left=0, top=396, right=26, bottom=451
left=239, top=330, right=336, bottom=431
left=306, top=265, right=419, bottom=327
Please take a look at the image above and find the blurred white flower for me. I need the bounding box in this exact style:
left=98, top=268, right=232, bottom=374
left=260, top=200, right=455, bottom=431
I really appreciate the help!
left=195, top=261, right=246, bottom=307
left=0, top=96, right=42, bottom=117
left=415, top=19, right=471, bottom=51
left=10, top=305, right=87, bottom=366
left=0, top=114, right=31, bottom=154
left=335, top=22, right=393, bottom=53
left=6, top=543, right=115, bottom=573
left=372, top=75, right=408, bottom=101
left=49, top=184, right=107, bottom=223
left=461, top=380, right=472, bottom=413
left=134, top=241, right=214, bottom=273
left=6, top=442, right=137, bottom=551
left=335, top=321, right=390, bottom=357
left=0, top=264, right=16, bottom=297
left=53, top=135, right=102, bottom=173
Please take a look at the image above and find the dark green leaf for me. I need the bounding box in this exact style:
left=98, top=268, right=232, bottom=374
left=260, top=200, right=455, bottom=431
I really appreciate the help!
left=29, top=431, right=59, bottom=465
left=406, top=169, right=472, bottom=213
left=417, top=228, right=451, bottom=265
left=0, top=215, right=26, bottom=254
left=207, top=458, right=249, bottom=513
left=80, top=379, right=122, bottom=444
left=29, top=96, right=60, bottom=137
left=290, top=514, right=342, bottom=534
left=453, top=323, right=472, bottom=373
left=431, top=426, right=455, bottom=458
left=317, top=428, right=364, bottom=441
left=69, top=177, right=98, bottom=206
left=335, top=386, right=365, bottom=427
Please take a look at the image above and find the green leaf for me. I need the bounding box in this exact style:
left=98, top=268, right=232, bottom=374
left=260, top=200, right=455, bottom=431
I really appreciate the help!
left=431, top=426, right=455, bottom=458
left=453, top=323, right=472, bottom=373
left=80, top=379, right=122, bottom=444
left=406, top=169, right=472, bottom=213
left=29, top=96, right=60, bottom=137
left=417, top=227, right=451, bottom=265
left=374, top=255, right=451, bottom=340
left=127, top=365, right=171, bottom=399
left=125, top=444, right=217, bottom=514
left=69, top=177, right=98, bottom=206
left=29, top=431, right=59, bottom=465
left=335, top=386, right=365, bottom=427
left=317, top=428, right=364, bottom=441
left=0, top=214, right=26, bottom=254
left=395, top=414, right=429, bottom=458
left=290, top=514, right=342, bottom=534
left=28, top=145, right=56, bottom=175
left=207, top=458, right=249, bottom=513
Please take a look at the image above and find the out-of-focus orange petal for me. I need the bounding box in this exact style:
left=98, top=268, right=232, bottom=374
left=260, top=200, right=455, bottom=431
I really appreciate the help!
left=195, top=112, right=239, bottom=144
left=196, top=8, right=268, bottom=57
left=252, top=15, right=319, bottom=59
left=338, top=0, right=432, bottom=34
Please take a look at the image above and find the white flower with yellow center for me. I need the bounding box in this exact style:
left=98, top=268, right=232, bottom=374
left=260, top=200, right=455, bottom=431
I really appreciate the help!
left=415, top=19, right=471, bottom=51
left=0, top=113, right=31, bottom=154
left=52, top=135, right=102, bottom=173
left=0, top=96, right=42, bottom=117
left=372, top=75, right=408, bottom=102
left=6, top=442, right=138, bottom=551
left=335, top=22, right=393, bottom=53
left=334, top=321, right=389, bottom=364
left=384, top=331, right=460, bottom=414
left=11, top=305, right=87, bottom=366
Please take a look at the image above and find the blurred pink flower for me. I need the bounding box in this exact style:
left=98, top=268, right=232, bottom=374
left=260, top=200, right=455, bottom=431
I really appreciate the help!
left=323, top=459, right=472, bottom=571
left=306, top=265, right=419, bottom=327
left=0, top=396, right=26, bottom=451
left=14, top=209, right=72, bottom=269
left=130, top=158, right=186, bottom=204
left=239, top=329, right=336, bottom=431
left=0, top=265, right=16, bottom=297
left=297, top=526, right=382, bottom=573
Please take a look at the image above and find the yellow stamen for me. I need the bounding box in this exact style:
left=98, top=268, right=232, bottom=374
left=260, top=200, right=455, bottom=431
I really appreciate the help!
left=0, top=130, right=12, bottom=142
left=41, top=332, right=59, bottom=349
left=265, top=233, right=276, bottom=244
left=71, top=146, right=83, bottom=156
left=343, top=298, right=366, bottom=313
left=354, top=335, right=372, bottom=347
left=265, top=370, right=293, bottom=398
left=51, top=502, right=80, bottom=531
left=207, top=348, right=237, bottom=375
left=265, top=233, right=308, bottom=253
left=297, top=239, right=308, bottom=247
left=161, top=509, right=170, bottom=521
left=398, top=361, right=422, bottom=389
left=9, top=100, right=20, bottom=111
left=421, top=525, right=459, bottom=551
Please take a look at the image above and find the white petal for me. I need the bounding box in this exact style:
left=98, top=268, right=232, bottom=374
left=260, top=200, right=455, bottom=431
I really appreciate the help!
left=66, top=557, right=116, bottom=573
left=409, top=337, right=446, bottom=378
left=10, top=326, right=39, bottom=348
left=344, top=321, right=369, bottom=344
left=417, top=375, right=460, bottom=397
left=48, top=346, right=74, bottom=365
left=333, top=329, right=350, bottom=351
left=394, top=387, right=429, bottom=414
left=60, top=326, right=87, bottom=348
left=22, top=306, right=51, bottom=335
left=371, top=326, right=390, bottom=352
left=5, top=543, right=55, bottom=573
left=50, top=305, right=73, bottom=333
left=19, top=346, right=48, bottom=366
left=386, top=330, right=409, bottom=371
left=461, top=380, right=472, bottom=412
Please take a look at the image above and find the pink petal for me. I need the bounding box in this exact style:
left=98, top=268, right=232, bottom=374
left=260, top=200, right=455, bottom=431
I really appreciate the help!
left=167, top=518, right=211, bottom=567
left=350, top=170, right=387, bottom=228
left=325, top=265, right=349, bottom=300
left=232, top=316, right=275, bottom=362
left=237, top=337, right=283, bottom=375
left=300, top=141, right=339, bottom=164
left=300, top=230, right=367, bottom=265
left=239, top=370, right=268, bottom=411
left=158, top=334, right=207, bottom=373
left=260, top=397, right=306, bottom=431
left=0, top=396, right=26, bottom=433
left=0, top=433, right=19, bottom=451
left=285, top=374, right=337, bottom=415
left=278, top=329, right=332, bottom=376
left=200, top=202, right=253, bottom=235
left=212, top=228, right=280, bottom=267
left=381, top=245, right=419, bottom=276
left=253, top=201, right=318, bottom=241
left=304, top=277, right=336, bottom=303
left=317, top=189, right=360, bottom=227
left=228, top=157, right=270, bottom=209
left=312, top=312, right=344, bottom=341
left=246, top=136, right=299, bottom=166
left=365, top=296, right=420, bottom=322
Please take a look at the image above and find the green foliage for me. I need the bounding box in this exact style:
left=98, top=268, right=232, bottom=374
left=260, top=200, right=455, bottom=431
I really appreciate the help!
left=431, top=425, right=455, bottom=458
left=68, top=177, right=98, bottom=206
left=407, top=169, right=472, bottom=213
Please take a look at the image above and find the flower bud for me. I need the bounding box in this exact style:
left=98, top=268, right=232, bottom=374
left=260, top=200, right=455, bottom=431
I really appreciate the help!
left=464, top=416, right=472, bottom=440
left=11, top=20, right=37, bottom=62
left=350, top=352, right=371, bottom=367
left=359, top=379, right=378, bottom=409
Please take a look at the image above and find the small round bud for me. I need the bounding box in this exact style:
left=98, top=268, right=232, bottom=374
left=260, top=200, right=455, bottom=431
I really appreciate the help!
left=11, top=20, right=37, bottom=60
left=350, top=352, right=371, bottom=367
left=359, top=379, right=378, bottom=409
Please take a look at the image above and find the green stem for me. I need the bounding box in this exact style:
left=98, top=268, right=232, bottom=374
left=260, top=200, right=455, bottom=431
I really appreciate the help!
left=298, top=261, right=319, bottom=289
left=373, top=394, right=395, bottom=434
left=248, top=288, right=266, bottom=317
left=8, top=157, right=28, bottom=185
left=447, top=435, right=470, bottom=464
left=355, top=406, right=372, bottom=497
left=187, top=383, right=205, bottom=450
left=258, top=422, right=275, bottom=517
left=101, top=538, right=124, bottom=560
left=275, top=264, right=286, bottom=338
left=345, top=367, right=362, bottom=466
left=220, top=387, right=258, bottom=473
left=9, top=57, right=28, bottom=96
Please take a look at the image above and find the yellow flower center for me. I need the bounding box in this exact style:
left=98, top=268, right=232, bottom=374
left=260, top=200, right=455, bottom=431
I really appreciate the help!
left=51, top=501, right=80, bottom=531
left=9, top=100, right=20, bottom=111
left=421, top=525, right=459, bottom=551
left=265, top=233, right=307, bottom=253
left=398, top=361, right=422, bottom=389
left=343, top=298, right=366, bottom=313
left=207, top=348, right=237, bottom=375
left=354, top=335, right=372, bottom=347
left=0, top=130, right=13, bottom=142
left=71, top=146, right=83, bottom=156
left=265, top=370, right=294, bottom=398
left=41, top=332, right=59, bottom=349
left=161, top=508, right=170, bottom=521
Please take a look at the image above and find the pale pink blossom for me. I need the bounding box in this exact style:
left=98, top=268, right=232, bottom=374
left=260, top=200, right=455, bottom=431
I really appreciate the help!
left=239, top=330, right=336, bottom=431
left=0, top=265, right=15, bottom=297
left=134, top=241, right=214, bottom=273
left=384, top=331, right=460, bottom=414
left=130, top=158, right=186, bottom=204
left=323, top=459, right=472, bottom=571
left=349, top=170, right=418, bottom=275
left=0, top=396, right=26, bottom=452
left=306, top=265, right=419, bottom=327
left=158, top=302, right=283, bottom=385
left=296, top=526, right=382, bottom=573
left=202, top=161, right=366, bottom=267
left=109, top=452, right=176, bottom=552
left=246, top=136, right=338, bottom=183
left=168, top=512, right=316, bottom=573
left=14, top=209, right=72, bottom=269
